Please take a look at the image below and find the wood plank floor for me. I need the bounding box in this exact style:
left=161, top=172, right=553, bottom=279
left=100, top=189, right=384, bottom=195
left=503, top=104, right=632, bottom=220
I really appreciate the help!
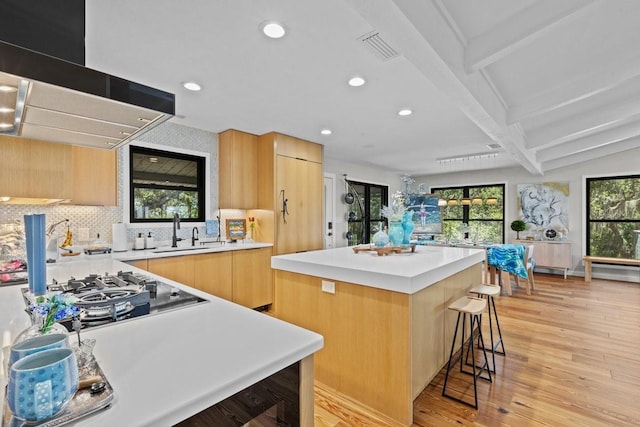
left=314, top=274, right=640, bottom=426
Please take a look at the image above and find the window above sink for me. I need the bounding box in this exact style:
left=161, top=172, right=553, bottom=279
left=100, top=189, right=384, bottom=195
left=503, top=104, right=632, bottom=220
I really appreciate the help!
left=124, top=142, right=210, bottom=224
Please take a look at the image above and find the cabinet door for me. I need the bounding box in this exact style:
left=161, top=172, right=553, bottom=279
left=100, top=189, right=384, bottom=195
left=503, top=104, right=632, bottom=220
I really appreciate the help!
left=70, top=146, right=117, bottom=206
left=232, top=248, right=272, bottom=309
left=218, top=129, right=258, bottom=208
left=148, top=255, right=195, bottom=286
left=275, top=156, right=323, bottom=254
left=546, top=243, right=572, bottom=268
left=194, top=252, right=233, bottom=300
left=0, top=135, right=72, bottom=199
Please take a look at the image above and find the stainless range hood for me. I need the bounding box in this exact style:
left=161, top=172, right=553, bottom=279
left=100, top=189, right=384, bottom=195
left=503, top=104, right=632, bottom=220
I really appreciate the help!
left=0, top=40, right=175, bottom=150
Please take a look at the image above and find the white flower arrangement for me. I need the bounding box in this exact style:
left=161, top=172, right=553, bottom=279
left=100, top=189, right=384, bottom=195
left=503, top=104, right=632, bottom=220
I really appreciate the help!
left=381, top=191, right=407, bottom=222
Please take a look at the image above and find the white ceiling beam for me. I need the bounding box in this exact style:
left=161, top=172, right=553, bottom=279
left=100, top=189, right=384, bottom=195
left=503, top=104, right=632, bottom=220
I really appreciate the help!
left=507, top=49, right=640, bottom=124
left=465, top=0, right=598, bottom=73
left=342, top=0, right=543, bottom=175
left=526, top=90, right=640, bottom=148
left=537, top=118, right=640, bottom=162
left=542, top=135, right=640, bottom=171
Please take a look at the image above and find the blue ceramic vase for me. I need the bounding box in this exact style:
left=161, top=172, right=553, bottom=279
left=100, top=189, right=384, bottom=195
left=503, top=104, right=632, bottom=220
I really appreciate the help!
left=388, top=221, right=404, bottom=247
left=402, top=211, right=415, bottom=245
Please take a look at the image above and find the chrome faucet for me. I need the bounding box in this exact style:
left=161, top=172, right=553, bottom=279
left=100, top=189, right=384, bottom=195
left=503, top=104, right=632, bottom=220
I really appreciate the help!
left=172, top=214, right=182, bottom=247
left=192, top=227, right=199, bottom=246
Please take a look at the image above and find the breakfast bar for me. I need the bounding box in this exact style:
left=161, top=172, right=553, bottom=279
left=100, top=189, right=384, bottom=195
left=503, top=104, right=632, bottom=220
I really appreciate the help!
left=271, top=245, right=485, bottom=426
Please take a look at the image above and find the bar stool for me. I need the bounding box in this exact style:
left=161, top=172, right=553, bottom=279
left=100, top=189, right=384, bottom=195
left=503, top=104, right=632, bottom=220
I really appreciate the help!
left=442, top=296, right=492, bottom=409
left=469, top=283, right=505, bottom=373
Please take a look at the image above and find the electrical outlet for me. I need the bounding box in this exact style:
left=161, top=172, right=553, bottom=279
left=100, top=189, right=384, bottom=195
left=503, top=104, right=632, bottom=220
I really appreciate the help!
left=321, top=280, right=335, bottom=294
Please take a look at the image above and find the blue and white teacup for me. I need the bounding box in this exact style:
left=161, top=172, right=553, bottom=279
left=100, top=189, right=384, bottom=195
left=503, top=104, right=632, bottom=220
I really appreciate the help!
left=9, top=333, right=71, bottom=370
left=7, top=348, right=79, bottom=422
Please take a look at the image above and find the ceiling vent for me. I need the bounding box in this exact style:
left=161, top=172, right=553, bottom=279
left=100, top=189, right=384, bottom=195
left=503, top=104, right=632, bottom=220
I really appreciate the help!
left=358, top=31, right=400, bottom=62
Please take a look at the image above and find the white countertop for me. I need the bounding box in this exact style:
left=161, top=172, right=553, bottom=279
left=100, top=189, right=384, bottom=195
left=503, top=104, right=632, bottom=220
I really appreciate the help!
left=0, top=257, right=323, bottom=426
left=271, top=245, right=486, bottom=294
left=111, top=240, right=272, bottom=261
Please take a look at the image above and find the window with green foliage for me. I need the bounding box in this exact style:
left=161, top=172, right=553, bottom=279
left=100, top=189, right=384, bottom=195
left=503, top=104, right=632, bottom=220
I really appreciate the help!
left=431, top=184, right=505, bottom=243
left=346, top=180, right=388, bottom=246
left=129, top=145, right=205, bottom=223
left=586, top=175, right=640, bottom=259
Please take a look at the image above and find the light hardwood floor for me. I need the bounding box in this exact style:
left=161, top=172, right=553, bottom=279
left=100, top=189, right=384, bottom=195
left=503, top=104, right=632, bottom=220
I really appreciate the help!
left=314, top=273, right=640, bottom=426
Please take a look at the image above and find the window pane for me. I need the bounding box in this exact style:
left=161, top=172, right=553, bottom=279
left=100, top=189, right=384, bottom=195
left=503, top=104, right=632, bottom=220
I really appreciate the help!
left=130, top=146, right=205, bottom=222
left=587, top=175, right=640, bottom=258
left=370, top=187, right=383, bottom=219
left=589, top=221, right=638, bottom=258
left=133, top=188, right=200, bottom=220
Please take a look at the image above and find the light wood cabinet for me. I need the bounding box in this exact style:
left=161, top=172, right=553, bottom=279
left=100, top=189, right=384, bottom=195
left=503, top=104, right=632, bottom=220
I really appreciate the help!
left=232, top=247, right=273, bottom=309
left=70, top=145, right=117, bottom=206
left=146, top=248, right=272, bottom=309
left=0, top=135, right=117, bottom=205
left=0, top=135, right=72, bottom=200
left=194, top=252, right=233, bottom=301
left=218, top=129, right=258, bottom=209
left=257, top=132, right=323, bottom=255
left=514, top=240, right=572, bottom=278
left=147, top=255, right=195, bottom=285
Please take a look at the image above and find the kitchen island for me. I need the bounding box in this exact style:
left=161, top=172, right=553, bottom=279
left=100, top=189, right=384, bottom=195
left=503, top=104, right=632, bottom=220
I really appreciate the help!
left=271, top=245, right=485, bottom=426
left=0, top=257, right=323, bottom=426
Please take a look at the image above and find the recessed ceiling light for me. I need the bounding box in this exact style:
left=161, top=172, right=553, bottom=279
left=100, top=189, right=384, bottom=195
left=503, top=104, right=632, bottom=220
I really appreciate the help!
left=182, top=81, right=202, bottom=91
left=348, top=76, right=366, bottom=87
left=0, top=107, right=15, bottom=113
left=262, top=22, right=286, bottom=39
left=0, top=85, right=17, bottom=93
left=398, top=109, right=413, bottom=116
left=321, top=129, right=332, bottom=135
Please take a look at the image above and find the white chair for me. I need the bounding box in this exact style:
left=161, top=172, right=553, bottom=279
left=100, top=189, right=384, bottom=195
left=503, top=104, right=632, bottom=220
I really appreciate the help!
left=515, top=245, right=535, bottom=295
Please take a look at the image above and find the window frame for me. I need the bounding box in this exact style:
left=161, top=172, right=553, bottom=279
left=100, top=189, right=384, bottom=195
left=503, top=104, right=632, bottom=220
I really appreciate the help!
left=585, top=173, right=640, bottom=261
left=346, top=180, right=389, bottom=245
left=431, top=183, right=505, bottom=243
left=123, top=141, right=210, bottom=226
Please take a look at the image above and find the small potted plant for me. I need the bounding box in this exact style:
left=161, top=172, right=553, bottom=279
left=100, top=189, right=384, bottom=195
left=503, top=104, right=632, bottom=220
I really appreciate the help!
left=510, top=219, right=526, bottom=240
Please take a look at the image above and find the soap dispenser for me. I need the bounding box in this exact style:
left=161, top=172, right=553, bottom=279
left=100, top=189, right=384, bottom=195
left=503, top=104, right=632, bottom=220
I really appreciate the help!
left=134, top=233, right=145, bottom=250
left=145, top=232, right=155, bottom=249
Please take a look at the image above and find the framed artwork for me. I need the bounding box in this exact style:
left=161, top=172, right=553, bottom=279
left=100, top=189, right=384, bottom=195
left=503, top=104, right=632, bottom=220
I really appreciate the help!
left=226, top=218, right=246, bottom=241
left=404, top=193, right=443, bottom=234
left=516, top=182, right=569, bottom=230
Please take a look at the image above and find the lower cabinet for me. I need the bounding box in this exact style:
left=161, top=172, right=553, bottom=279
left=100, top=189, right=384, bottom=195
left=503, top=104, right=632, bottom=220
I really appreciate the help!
left=145, top=248, right=272, bottom=309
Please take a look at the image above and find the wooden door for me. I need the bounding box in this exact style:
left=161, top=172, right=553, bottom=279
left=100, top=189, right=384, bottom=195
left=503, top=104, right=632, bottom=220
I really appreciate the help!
left=275, top=156, right=323, bottom=254
left=71, top=145, right=117, bottom=206
left=232, top=248, right=273, bottom=308
left=193, top=252, right=233, bottom=300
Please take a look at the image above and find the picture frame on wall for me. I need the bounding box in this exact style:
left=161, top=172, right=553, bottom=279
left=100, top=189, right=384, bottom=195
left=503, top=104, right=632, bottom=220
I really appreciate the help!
left=226, top=218, right=246, bottom=241
left=404, top=193, right=443, bottom=235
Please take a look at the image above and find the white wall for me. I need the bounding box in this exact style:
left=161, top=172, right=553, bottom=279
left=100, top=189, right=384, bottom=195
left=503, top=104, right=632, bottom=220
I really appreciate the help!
left=413, top=147, right=640, bottom=283
left=323, top=156, right=403, bottom=248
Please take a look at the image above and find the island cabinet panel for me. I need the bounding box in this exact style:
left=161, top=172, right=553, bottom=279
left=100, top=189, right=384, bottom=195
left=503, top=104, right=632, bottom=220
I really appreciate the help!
left=126, top=259, right=148, bottom=271
left=0, top=135, right=72, bottom=199
left=274, top=262, right=482, bottom=426
left=218, top=129, right=258, bottom=209
left=274, top=270, right=412, bottom=425
left=194, top=252, right=233, bottom=301
left=232, top=247, right=273, bottom=309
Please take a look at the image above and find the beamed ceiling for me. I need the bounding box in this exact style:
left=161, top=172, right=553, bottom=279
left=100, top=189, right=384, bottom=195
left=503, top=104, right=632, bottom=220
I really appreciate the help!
left=86, top=0, right=640, bottom=175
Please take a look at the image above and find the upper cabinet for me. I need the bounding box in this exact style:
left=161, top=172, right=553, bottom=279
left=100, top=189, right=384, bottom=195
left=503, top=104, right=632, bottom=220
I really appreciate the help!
left=0, top=135, right=117, bottom=205
left=218, top=129, right=258, bottom=209
left=0, top=135, right=73, bottom=200
left=70, top=145, right=117, bottom=206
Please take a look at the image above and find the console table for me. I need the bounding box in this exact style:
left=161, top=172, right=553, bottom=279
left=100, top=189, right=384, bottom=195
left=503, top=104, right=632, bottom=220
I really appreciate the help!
left=514, top=240, right=572, bottom=279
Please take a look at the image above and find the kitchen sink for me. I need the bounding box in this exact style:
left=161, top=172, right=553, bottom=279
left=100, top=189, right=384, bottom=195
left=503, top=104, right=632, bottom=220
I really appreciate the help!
left=151, top=242, right=225, bottom=254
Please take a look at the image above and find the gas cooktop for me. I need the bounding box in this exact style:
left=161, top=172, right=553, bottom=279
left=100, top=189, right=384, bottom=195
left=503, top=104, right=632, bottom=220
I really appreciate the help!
left=25, top=271, right=208, bottom=331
